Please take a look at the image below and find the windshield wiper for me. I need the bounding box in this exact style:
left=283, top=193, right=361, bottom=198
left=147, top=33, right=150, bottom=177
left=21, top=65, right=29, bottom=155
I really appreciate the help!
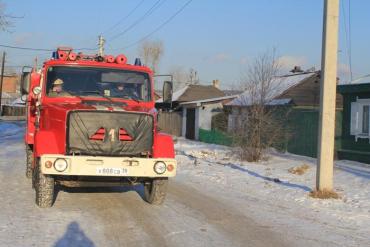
left=63, top=90, right=84, bottom=101
left=120, top=95, right=140, bottom=103
left=79, top=91, right=141, bottom=104
left=79, top=91, right=115, bottom=104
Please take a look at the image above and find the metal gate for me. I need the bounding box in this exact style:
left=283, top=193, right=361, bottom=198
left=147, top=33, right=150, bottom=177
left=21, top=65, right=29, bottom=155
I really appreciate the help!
left=157, top=111, right=182, bottom=136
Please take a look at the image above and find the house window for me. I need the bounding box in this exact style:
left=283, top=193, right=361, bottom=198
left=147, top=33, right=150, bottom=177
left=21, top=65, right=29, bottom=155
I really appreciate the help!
left=350, top=98, right=370, bottom=141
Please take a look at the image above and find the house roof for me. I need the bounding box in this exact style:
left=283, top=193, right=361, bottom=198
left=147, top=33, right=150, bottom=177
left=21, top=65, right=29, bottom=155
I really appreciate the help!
left=227, top=72, right=317, bottom=106
left=157, top=84, right=225, bottom=103
left=337, top=75, right=370, bottom=94
left=0, top=73, right=18, bottom=77
left=338, top=74, right=370, bottom=86
left=223, top=90, right=243, bottom=96
left=179, top=95, right=238, bottom=106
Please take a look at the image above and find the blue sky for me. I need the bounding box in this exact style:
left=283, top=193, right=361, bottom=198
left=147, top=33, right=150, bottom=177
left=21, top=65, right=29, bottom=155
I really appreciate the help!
left=1, top=0, right=369, bottom=88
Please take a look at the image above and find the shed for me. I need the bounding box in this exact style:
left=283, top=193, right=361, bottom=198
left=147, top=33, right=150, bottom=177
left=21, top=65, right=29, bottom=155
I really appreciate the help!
left=156, top=84, right=234, bottom=140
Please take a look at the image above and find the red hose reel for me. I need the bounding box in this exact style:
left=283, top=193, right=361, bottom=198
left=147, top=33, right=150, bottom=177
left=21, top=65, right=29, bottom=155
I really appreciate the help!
left=56, top=47, right=128, bottom=64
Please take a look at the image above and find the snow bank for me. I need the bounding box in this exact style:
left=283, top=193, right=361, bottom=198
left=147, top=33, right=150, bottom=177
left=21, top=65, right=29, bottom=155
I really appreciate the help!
left=175, top=138, right=370, bottom=246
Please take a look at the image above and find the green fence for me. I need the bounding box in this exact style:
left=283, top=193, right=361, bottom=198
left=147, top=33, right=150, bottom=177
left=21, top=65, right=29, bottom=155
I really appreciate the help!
left=199, top=108, right=343, bottom=159
left=199, top=128, right=232, bottom=146
left=286, top=108, right=342, bottom=158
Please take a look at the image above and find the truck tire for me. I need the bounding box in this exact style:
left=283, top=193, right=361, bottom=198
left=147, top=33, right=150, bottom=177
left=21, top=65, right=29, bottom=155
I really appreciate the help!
left=34, top=160, right=55, bottom=208
left=143, top=178, right=168, bottom=205
left=26, top=145, right=33, bottom=179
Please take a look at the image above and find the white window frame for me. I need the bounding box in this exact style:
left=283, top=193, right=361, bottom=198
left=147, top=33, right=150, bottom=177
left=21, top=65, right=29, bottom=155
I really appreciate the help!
left=350, top=97, right=370, bottom=142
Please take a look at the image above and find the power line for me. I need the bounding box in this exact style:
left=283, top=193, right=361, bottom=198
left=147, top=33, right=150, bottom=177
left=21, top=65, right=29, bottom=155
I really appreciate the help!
left=0, top=44, right=53, bottom=52
left=341, top=0, right=353, bottom=81
left=0, top=44, right=97, bottom=52
left=348, top=0, right=353, bottom=81
left=109, top=0, right=166, bottom=42
left=102, top=0, right=146, bottom=35
left=119, top=0, right=193, bottom=50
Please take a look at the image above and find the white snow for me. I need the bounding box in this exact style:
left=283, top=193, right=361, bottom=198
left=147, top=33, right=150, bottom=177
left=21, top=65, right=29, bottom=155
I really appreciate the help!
left=9, top=97, right=25, bottom=106
left=156, top=85, right=189, bottom=103
left=0, top=121, right=25, bottom=139
left=174, top=137, right=370, bottom=246
left=0, top=121, right=369, bottom=246
left=338, top=74, right=370, bottom=85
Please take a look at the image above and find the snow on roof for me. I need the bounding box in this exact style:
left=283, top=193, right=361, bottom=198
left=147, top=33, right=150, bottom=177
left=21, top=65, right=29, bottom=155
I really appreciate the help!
left=179, top=95, right=238, bottom=106
left=156, top=84, right=224, bottom=103
left=172, top=85, right=189, bottom=101
left=338, top=74, right=370, bottom=86
left=227, top=72, right=316, bottom=106
left=266, top=98, right=293, bottom=105
left=10, top=98, right=25, bottom=106
left=156, top=85, right=189, bottom=103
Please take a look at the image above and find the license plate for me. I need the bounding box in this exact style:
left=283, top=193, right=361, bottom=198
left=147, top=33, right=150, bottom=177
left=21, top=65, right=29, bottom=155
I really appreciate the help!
left=96, top=167, right=128, bottom=176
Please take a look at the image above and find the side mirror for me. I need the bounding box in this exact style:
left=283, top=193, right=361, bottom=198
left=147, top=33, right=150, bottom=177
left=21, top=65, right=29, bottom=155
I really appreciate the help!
left=162, top=80, right=173, bottom=105
left=20, top=66, right=33, bottom=95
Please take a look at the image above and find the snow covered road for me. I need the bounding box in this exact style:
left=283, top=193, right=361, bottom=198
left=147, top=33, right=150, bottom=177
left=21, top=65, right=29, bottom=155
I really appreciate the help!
left=0, top=121, right=369, bottom=247
left=0, top=121, right=288, bottom=247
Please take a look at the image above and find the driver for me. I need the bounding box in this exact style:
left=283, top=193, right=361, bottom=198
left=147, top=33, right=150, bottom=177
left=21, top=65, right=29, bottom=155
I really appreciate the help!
left=48, top=78, right=71, bottom=97
left=110, top=82, right=139, bottom=99
left=111, top=82, right=126, bottom=97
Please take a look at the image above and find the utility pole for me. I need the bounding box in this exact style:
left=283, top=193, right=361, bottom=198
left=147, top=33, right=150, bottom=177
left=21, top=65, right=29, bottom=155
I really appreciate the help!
left=316, top=0, right=339, bottom=191
left=98, top=35, right=105, bottom=57
left=0, top=52, right=5, bottom=115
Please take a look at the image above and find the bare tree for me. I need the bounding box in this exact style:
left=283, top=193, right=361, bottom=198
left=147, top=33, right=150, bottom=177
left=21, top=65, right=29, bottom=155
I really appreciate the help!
left=138, top=40, right=164, bottom=74
left=230, top=50, right=291, bottom=161
left=188, top=68, right=198, bottom=84
left=168, top=66, right=201, bottom=90
left=168, top=66, right=188, bottom=90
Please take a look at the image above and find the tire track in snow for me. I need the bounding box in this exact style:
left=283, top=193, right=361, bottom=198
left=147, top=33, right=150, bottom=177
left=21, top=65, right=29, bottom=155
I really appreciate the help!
left=168, top=181, right=290, bottom=247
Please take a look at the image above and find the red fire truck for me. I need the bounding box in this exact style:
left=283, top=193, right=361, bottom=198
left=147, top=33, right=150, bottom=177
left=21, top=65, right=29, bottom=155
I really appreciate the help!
left=20, top=47, right=176, bottom=207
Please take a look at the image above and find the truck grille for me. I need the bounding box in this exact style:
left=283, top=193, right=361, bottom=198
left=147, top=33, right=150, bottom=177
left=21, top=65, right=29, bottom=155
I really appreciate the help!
left=67, top=111, right=153, bottom=156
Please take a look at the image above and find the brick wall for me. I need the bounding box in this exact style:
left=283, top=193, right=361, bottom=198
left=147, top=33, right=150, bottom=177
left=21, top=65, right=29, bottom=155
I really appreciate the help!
left=1, top=75, right=19, bottom=93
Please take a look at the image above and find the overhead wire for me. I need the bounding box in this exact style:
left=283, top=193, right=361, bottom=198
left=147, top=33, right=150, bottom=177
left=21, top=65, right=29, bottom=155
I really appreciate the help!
left=0, top=44, right=97, bottom=52
left=341, top=0, right=353, bottom=81
left=102, top=0, right=146, bottom=35
left=109, top=0, right=166, bottom=42
left=119, top=0, right=193, bottom=50
left=348, top=0, right=353, bottom=81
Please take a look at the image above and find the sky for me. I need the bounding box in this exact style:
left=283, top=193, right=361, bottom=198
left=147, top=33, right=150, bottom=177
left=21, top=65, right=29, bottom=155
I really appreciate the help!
left=1, top=0, right=369, bottom=89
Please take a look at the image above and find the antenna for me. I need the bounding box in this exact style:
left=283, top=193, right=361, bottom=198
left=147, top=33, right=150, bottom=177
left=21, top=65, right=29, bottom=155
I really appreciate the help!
left=98, top=35, right=105, bottom=57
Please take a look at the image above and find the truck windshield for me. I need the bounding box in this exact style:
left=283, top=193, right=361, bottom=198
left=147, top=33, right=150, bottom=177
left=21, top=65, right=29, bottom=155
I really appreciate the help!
left=46, top=66, right=151, bottom=101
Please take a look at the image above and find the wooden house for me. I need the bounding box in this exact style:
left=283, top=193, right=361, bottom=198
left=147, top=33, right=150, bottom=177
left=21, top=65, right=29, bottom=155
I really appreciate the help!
left=338, top=75, right=370, bottom=163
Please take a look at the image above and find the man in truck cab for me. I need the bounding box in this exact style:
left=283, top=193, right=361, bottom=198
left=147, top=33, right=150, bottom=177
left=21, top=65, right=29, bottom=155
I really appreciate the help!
left=110, top=82, right=139, bottom=99
left=48, top=78, right=71, bottom=96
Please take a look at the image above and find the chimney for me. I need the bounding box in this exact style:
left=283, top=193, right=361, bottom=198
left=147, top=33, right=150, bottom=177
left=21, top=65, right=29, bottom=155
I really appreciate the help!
left=212, top=79, right=220, bottom=89
left=290, top=66, right=304, bottom=73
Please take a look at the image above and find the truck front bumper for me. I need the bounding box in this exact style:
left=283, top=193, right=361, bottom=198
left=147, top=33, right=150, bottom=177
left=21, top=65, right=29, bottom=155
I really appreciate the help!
left=40, top=155, right=177, bottom=177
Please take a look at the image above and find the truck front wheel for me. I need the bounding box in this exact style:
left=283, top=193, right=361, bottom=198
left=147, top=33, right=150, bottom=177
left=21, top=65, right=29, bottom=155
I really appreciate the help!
left=143, top=178, right=168, bottom=205
left=34, top=160, right=55, bottom=208
left=26, top=145, right=33, bottom=179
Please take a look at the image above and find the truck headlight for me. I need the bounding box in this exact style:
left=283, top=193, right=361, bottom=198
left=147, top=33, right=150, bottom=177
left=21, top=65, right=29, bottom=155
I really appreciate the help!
left=54, top=158, right=68, bottom=172
left=154, top=161, right=166, bottom=174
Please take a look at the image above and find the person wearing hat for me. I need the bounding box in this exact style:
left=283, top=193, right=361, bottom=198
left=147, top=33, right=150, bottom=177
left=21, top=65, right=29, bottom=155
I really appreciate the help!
left=49, top=78, right=69, bottom=96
